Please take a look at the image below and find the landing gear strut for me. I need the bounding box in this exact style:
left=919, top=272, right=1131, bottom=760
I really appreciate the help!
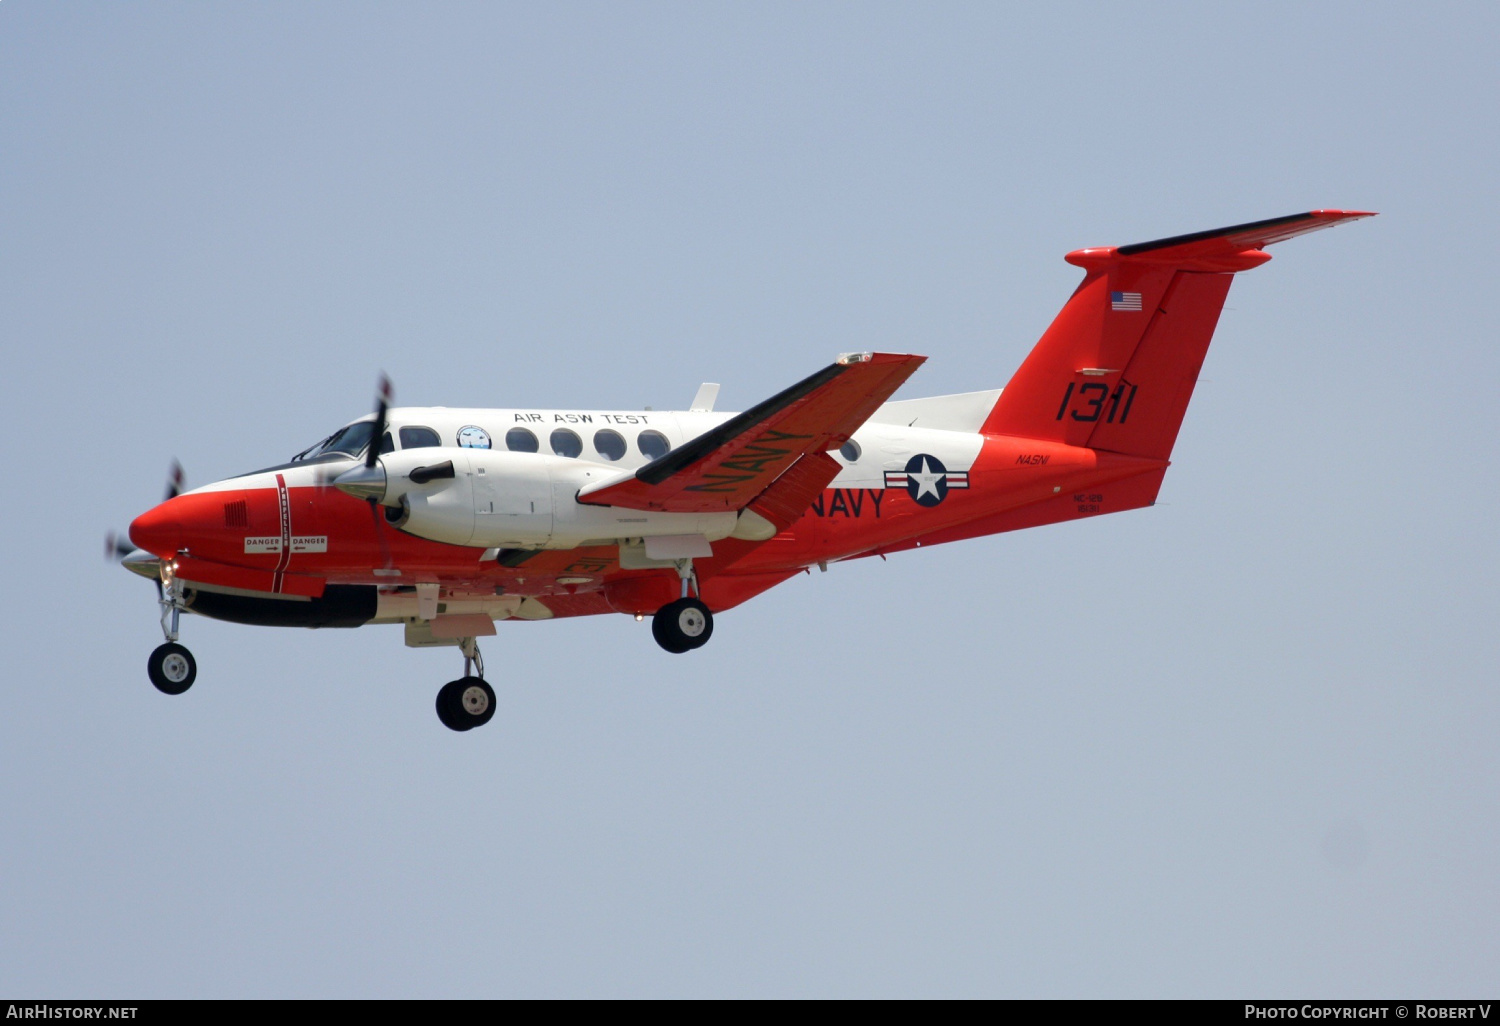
left=435, top=637, right=496, bottom=732
left=148, top=565, right=197, bottom=695
left=652, top=557, right=714, bottom=653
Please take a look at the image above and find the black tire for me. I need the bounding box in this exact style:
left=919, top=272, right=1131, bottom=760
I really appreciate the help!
left=651, top=609, right=691, bottom=653
left=652, top=598, right=713, bottom=653
left=435, top=680, right=470, bottom=731
left=436, top=676, right=496, bottom=732
left=148, top=642, right=197, bottom=695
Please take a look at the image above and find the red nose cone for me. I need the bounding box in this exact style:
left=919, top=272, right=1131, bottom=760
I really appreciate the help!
left=129, top=501, right=184, bottom=558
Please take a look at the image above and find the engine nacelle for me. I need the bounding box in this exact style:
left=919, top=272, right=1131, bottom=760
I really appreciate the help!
left=372, top=448, right=737, bottom=550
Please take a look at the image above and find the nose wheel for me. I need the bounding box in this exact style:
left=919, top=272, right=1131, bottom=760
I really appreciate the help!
left=146, top=564, right=198, bottom=695
left=148, top=642, right=197, bottom=695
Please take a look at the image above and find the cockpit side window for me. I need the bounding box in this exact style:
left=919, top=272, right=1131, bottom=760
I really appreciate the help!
left=316, top=421, right=377, bottom=459
left=399, top=426, right=441, bottom=449
left=380, top=431, right=395, bottom=455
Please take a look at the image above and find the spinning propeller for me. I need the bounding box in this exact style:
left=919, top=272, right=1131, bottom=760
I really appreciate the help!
left=369, top=374, right=392, bottom=472
left=105, top=531, right=135, bottom=562
left=106, top=461, right=186, bottom=563
left=106, top=461, right=183, bottom=594
left=364, top=375, right=395, bottom=568
left=164, top=460, right=184, bottom=501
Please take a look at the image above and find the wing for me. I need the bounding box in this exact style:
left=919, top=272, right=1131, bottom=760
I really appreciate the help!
left=578, top=352, right=925, bottom=513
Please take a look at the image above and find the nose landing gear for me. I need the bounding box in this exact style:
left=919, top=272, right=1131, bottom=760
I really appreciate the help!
left=435, top=637, right=497, bottom=732
left=148, top=565, right=198, bottom=695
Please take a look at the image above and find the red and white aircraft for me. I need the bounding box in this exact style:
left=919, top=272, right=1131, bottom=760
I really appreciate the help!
left=113, top=211, right=1372, bottom=731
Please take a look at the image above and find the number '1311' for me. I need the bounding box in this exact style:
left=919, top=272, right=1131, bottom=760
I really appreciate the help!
left=1055, top=381, right=1138, bottom=423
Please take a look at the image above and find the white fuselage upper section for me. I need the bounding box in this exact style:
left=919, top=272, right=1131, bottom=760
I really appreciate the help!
left=186, top=390, right=1000, bottom=551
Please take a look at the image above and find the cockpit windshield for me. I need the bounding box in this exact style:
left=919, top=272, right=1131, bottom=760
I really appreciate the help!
left=291, top=420, right=376, bottom=462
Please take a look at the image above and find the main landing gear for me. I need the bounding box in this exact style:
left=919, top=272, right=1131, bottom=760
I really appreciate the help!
left=148, top=567, right=198, bottom=696
left=652, top=558, right=714, bottom=654
left=435, top=637, right=497, bottom=732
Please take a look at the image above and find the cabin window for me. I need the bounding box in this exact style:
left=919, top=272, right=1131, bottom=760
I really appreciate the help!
left=593, top=429, right=626, bottom=461
left=550, top=428, right=583, bottom=459
left=399, top=426, right=441, bottom=449
left=638, top=429, right=671, bottom=460
left=840, top=440, right=861, bottom=462
left=505, top=427, right=539, bottom=453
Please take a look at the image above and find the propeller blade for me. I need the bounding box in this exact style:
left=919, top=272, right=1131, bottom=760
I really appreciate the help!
left=165, top=461, right=185, bottom=501
left=105, top=531, right=134, bottom=562
left=366, top=374, right=393, bottom=470
left=363, top=377, right=396, bottom=566
left=315, top=464, right=353, bottom=495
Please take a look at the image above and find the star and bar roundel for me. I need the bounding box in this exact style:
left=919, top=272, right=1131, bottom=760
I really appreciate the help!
left=883, top=454, right=970, bottom=507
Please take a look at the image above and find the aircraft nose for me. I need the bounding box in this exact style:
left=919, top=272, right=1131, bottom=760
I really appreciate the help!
left=129, top=501, right=184, bottom=558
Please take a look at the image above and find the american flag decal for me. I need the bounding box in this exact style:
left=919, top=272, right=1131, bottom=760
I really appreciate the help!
left=1110, top=291, right=1143, bottom=311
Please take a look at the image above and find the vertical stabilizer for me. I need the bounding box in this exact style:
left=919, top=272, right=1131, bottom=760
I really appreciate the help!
left=980, top=210, right=1374, bottom=460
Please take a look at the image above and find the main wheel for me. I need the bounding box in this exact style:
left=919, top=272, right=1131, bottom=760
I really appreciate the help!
left=436, top=676, right=496, bottom=732
left=651, top=597, right=714, bottom=654
left=148, top=642, right=197, bottom=695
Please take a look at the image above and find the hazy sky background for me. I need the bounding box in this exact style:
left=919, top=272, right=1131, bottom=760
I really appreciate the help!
left=3, top=1, right=1497, bottom=997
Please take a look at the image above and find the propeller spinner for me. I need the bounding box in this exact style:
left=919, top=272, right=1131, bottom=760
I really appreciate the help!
left=107, top=459, right=183, bottom=581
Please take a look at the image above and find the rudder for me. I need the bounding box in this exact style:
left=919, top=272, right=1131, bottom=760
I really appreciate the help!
left=1083, top=269, right=1232, bottom=461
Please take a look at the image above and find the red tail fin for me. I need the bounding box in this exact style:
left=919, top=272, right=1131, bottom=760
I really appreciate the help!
left=981, top=210, right=1374, bottom=460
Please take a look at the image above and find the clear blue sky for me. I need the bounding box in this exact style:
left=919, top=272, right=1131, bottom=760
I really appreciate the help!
left=2, top=1, right=1496, bottom=997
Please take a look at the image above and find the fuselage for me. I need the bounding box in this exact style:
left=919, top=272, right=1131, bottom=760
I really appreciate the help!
left=127, top=389, right=1167, bottom=629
